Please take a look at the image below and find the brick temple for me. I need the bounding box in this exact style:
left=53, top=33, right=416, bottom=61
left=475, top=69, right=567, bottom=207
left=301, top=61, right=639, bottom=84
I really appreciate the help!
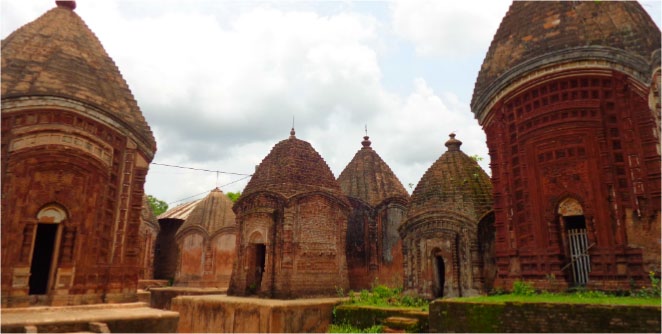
left=471, top=1, right=661, bottom=290
left=228, top=129, right=350, bottom=298
left=338, top=135, right=409, bottom=290
left=174, top=188, right=237, bottom=288
left=1, top=1, right=157, bottom=306
left=400, top=134, right=494, bottom=298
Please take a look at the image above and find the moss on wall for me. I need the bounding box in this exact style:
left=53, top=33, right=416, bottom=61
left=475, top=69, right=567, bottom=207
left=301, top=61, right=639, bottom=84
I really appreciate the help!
left=430, top=300, right=662, bottom=333
left=333, top=305, right=428, bottom=333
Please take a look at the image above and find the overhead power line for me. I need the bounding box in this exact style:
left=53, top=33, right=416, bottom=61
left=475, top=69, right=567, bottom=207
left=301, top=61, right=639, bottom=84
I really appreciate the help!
left=151, top=162, right=253, bottom=176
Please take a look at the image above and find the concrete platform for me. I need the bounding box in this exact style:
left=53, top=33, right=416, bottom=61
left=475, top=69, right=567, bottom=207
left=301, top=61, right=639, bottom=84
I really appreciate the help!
left=172, top=295, right=346, bottom=333
left=1, top=302, right=179, bottom=333
left=149, top=287, right=227, bottom=310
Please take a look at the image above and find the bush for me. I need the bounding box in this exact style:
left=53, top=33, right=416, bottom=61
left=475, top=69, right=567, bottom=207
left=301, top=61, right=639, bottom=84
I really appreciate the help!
left=328, top=323, right=383, bottom=333
left=512, top=280, right=536, bottom=296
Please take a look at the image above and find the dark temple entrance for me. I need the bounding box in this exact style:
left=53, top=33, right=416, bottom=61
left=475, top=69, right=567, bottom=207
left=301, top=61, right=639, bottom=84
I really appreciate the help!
left=565, top=215, right=590, bottom=286
left=434, top=255, right=445, bottom=298
left=246, top=243, right=266, bottom=294
left=29, top=223, right=58, bottom=295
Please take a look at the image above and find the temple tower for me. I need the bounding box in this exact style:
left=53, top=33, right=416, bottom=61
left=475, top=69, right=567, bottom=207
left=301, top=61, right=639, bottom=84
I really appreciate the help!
left=1, top=1, right=156, bottom=306
left=471, top=1, right=661, bottom=290
left=399, top=134, right=493, bottom=298
left=228, top=129, right=350, bottom=298
left=338, top=135, right=409, bottom=289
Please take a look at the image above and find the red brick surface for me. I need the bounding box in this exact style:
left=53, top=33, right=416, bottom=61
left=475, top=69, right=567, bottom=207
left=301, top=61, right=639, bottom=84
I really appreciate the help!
left=338, top=136, right=409, bottom=289
left=175, top=188, right=237, bottom=288
left=1, top=3, right=154, bottom=307
left=400, top=135, right=493, bottom=298
left=229, top=132, right=350, bottom=298
left=473, top=1, right=661, bottom=290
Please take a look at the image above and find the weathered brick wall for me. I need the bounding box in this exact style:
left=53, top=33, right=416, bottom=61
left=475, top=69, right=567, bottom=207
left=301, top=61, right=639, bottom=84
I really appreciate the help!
left=154, top=219, right=183, bottom=281
left=333, top=305, right=428, bottom=333
left=430, top=300, right=662, bottom=333
left=1, top=104, right=152, bottom=307
left=472, top=1, right=661, bottom=290
left=172, top=295, right=341, bottom=333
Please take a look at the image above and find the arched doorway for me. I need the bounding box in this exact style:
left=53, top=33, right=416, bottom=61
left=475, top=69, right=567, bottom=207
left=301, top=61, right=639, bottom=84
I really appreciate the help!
left=432, top=250, right=445, bottom=298
left=558, top=198, right=591, bottom=286
left=246, top=231, right=266, bottom=294
left=29, top=205, right=67, bottom=295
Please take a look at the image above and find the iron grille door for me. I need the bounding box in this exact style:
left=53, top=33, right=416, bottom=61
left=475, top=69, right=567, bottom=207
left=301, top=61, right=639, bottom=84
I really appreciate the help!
left=568, top=228, right=590, bottom=285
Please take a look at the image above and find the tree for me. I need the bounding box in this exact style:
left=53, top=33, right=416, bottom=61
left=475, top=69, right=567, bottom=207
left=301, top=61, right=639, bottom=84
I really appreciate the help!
left=147, top=195, right=168, bottom=216
left=226, top=191, right=241, bottom=203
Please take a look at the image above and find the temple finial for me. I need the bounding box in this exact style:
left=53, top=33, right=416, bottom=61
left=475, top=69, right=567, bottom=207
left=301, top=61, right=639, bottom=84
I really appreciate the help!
left=445, top=132, right=462, bottom=151
left=289, top=116, right=296, bottom=139
left=361, top=125, right=371, bottom=150
left=56, top=0, right=76, bottom=10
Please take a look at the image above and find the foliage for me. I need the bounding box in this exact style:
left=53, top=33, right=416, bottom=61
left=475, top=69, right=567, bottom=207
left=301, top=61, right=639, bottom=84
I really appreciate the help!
left=455, top=293, right=660, bottom=306
left=328, top=323, right=383, bottom=333
left=631, top=271, right=661, bottom=298
left=345, top=284, right=429, bottom=310
left=511, top=280, right=536, bottom=296
left=226, top=191, right=241, bottom=203
left=147, top=195, right=168, bottom=216
left=469, top=154, right=484, bottom=162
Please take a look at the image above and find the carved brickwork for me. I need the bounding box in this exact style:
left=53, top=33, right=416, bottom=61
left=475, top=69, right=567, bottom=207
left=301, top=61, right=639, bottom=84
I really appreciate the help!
left=229, top=131, right=350, bottom=298
left=473, top=2, right=660, bottom=290
left=338, top=136, right=410, bottom=289
left=399, top=135, right=493, bottom=298
left=173, top=188, right=237, bottom=288
left=1, top=3, right=155, bottom=307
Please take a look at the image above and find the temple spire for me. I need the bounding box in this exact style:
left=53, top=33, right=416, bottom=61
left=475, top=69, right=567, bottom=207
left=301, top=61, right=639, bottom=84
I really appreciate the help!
left=445, top=133, right=462, bottom=151
left=56, top=0, right=76, bottom=10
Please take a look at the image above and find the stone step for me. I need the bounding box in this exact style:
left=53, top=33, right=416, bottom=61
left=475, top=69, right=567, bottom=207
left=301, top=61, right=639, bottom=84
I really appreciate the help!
left=382, top=316, right=421, bottom=333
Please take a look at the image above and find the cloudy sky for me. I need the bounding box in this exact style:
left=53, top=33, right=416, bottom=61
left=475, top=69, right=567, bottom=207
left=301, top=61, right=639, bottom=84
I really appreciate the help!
left=3, top=1, right=661, bottom=207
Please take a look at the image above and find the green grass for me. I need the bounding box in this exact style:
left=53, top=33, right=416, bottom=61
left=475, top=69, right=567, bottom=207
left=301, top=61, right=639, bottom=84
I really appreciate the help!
left=343, top=285, right=429, bottom=311
left=451, top=293, right=661, bottom=306
left=328, top=323, right=383, bottom=333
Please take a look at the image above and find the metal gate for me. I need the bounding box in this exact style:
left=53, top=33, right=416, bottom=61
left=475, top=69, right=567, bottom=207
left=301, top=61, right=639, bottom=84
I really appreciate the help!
left=568, top=228, right=591, bottom=285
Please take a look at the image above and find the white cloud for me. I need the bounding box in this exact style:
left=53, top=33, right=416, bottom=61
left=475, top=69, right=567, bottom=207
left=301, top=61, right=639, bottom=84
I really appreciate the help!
left=391, top=0, right=511, bottom=57
left=2, top=1, right=491, bottom=205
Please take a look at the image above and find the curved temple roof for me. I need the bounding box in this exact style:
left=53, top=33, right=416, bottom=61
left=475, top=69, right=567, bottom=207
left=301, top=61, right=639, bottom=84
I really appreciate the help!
left=242, top=129, right=345, bottom=200
left=1, top=2, right=156, bottom=153
left=407, top=134, right=492, bottom=221
left=471, top=1, right=661, bottom=122
left=338, top=135, right=409, bottom=207
left=177, top=188, right=236, bottom=236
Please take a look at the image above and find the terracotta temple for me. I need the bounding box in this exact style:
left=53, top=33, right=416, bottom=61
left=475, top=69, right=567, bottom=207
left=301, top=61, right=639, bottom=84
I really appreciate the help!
left=174, top=188, right=237, bottom=288
left=228, top=129, right=350, bottom=298
left=399, top=134, right=494, bottom=298
left=154, top=199, right=201, bottom=281
left=471, top=1, right=661, bottom=290
left=139, top=195, right=160, bottom=280
left=1, top=2, right=156, bottom=306
left=337, top=135, right=409, bottom=290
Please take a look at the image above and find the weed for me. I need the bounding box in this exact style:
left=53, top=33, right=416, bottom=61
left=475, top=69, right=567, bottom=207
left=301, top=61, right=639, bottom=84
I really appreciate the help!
left=328, top=323, right=383, bottom=333
left=335, top=285, right=345, bottom=298
left=512, top=280, right=536, bottom=296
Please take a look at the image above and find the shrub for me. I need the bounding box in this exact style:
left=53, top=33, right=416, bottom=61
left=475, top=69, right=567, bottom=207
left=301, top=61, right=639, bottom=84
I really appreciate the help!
left=328, top=323, right=383, bottom=333
left=512, top=280, right=536, bottom=296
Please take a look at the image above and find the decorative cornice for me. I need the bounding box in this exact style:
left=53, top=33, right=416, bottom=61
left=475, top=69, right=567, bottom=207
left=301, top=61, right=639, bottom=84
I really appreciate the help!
left=473, top=46, right=657, bottom=125
left=2, top=96, right=155, bottom=159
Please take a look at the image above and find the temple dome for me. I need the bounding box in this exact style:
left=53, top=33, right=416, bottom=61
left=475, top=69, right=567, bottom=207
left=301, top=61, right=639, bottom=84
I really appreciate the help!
left=407, top=134, right=492, bottom=221
left=471, top=1, right=661, bottom=121
left=1, top=3, right=156, bottom=153
left=176, top=188, right=236, bottom=237
left=242, top=130, right=345, bottom=199
left=337, top=136, right=409, bottom=207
